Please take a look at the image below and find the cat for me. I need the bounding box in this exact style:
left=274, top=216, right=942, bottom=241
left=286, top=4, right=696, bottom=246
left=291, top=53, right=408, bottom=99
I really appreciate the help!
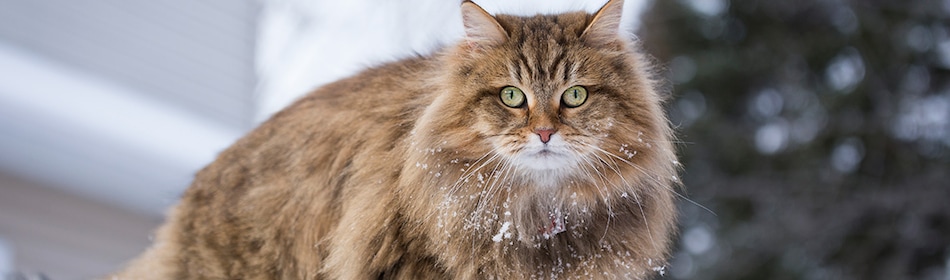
left=112, top=0, right=679, bottom=278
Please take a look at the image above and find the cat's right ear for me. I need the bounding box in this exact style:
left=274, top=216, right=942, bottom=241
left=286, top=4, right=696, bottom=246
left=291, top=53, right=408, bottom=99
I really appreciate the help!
left=582, top=0, right=624, bottom=47
left=461, top=1, right=507, bottom=49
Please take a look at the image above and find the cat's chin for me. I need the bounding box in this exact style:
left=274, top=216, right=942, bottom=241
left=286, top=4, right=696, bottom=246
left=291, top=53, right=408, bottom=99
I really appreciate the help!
left=515, top=150, right=574, bottom=171
left=517, top=161, right=574, bottom=189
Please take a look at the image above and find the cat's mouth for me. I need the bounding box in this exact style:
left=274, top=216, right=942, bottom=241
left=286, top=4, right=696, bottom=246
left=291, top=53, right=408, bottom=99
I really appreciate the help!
left=505, top=134, right=579, bottom=173
left=516, top=146, right=575, bottom=171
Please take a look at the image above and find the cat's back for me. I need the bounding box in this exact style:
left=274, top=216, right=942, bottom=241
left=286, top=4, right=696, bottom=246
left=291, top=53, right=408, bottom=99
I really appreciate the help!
left=234, top=55, right=438, bottom=167
left=113, top=55, right=440, bottom=279
left=201, top=55, right=439, bottom=197
left=275, top=56, right=436, bottom=130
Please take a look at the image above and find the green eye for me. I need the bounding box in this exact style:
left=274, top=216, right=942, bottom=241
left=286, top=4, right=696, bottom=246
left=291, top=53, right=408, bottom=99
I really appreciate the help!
left=500, top=86, right=526, bottom=108
left=562, top=85, right=588, bottom=108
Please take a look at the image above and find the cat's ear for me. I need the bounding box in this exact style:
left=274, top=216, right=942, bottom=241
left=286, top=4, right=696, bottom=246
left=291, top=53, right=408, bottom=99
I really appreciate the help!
left=582, top=0, right=624, bottom=46
left=461, top=1, right=507, bottom=48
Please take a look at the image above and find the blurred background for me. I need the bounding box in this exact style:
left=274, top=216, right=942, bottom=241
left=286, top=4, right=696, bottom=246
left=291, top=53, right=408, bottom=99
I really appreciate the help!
left=641, top=0, right=950, bottom=279
left=0, top=0, right=947, bottom=279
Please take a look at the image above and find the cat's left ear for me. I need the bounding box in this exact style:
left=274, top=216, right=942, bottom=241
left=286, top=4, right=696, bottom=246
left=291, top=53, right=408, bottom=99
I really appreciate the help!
left=461, top=1, right=507, bottom=48
left=582, top=0, right=624, bottom=47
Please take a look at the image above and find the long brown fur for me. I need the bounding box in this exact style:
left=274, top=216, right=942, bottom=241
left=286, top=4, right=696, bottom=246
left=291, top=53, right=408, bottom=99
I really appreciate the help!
left=112, top=0, right=679, bottom=278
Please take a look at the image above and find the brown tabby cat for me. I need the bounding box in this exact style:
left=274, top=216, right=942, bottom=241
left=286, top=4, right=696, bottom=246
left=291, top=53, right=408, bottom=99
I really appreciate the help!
left=113, top=0, right=679, bottom=278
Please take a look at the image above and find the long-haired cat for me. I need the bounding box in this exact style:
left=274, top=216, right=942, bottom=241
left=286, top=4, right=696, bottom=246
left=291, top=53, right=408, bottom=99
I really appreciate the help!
left=113, top=0, right=679, bottom=278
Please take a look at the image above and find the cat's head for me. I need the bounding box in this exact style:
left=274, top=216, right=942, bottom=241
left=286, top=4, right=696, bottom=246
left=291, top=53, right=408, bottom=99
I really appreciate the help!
left=417, top=0, right=675, bottom=192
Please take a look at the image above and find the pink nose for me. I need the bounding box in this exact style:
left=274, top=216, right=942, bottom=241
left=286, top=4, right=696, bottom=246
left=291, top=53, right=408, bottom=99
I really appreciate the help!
left=536, top=128, right=557, bottom=143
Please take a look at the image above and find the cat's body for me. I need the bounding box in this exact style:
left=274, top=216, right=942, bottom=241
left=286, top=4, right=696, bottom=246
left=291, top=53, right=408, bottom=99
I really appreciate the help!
left=114, top=0, right=679, bottom=279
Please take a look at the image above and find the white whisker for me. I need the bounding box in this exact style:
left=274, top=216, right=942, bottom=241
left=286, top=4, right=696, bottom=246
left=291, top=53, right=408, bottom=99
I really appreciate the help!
left=572, top=151, right=616, bottom=242
left=588, top=142, right=716, bottom=217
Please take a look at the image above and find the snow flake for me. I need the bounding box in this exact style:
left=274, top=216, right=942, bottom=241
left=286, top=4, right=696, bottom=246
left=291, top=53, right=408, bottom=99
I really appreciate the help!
left=652, top=265, right=667, bottom=276
left=492, top=221, right=512, bottom=242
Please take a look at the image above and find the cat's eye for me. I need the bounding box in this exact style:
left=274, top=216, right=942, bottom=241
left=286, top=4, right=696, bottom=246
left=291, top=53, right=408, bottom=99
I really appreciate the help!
left=500, top=86, right=526, bottom=108
left=562, top=86, right=588, bottom=108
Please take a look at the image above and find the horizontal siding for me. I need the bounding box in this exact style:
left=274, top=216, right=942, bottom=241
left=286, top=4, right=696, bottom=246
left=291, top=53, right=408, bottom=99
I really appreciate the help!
left=0, top=0, right=258, bottom=129
left=0, top=172, right=162, bottom=279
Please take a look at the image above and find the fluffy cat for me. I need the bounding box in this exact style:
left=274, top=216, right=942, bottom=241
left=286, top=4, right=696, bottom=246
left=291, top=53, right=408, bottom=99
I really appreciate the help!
left=113, top=0, right=679, bottom=278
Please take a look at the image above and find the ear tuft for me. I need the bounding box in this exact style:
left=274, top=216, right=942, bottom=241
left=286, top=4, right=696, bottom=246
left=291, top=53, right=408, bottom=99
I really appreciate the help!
left=582, top=0, right=624, bottom=46
left=461, top=1, right=507, bottom=48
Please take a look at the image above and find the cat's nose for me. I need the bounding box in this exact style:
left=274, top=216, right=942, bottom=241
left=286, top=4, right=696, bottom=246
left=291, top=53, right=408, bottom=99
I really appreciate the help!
left=535, top=128, right=557, bottom=144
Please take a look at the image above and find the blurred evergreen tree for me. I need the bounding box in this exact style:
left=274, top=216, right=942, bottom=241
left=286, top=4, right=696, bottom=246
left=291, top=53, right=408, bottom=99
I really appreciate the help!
left=640, top=0, right=950, bottom=279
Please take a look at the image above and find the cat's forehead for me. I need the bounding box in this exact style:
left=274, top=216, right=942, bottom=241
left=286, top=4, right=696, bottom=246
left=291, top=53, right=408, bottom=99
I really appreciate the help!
left=495, top=12, right=591, bottom=43
left=449, top=8, right=633, bottom=98
left=486, top=13, right=614, bottom=94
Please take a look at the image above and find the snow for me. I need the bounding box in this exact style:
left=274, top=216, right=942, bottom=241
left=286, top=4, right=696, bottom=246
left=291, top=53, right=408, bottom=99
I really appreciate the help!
left=648, top=259, right=667, bottom=276
left=755, top=121, right=789, bottom=154
left=619, top=144, right=637, bottom=158
left=652, top=264, right=667, bottom=276
left=492, top=221, right=512, bottom=242
left=825, top=47, right=866, bottom=93
left=683, top=226, right=714, bottom=255
left=542, top=213, right=567, bottom=239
